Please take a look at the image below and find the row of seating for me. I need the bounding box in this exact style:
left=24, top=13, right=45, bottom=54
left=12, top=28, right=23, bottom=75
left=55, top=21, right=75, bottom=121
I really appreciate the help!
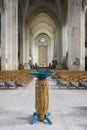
left=50, top=70, right=87, bottom=89
left=0, top=69, right=35, bottom=89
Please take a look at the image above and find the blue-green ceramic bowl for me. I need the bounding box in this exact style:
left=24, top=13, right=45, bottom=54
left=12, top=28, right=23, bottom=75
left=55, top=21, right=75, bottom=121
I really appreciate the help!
left=28, top=71, right=55, bottom=80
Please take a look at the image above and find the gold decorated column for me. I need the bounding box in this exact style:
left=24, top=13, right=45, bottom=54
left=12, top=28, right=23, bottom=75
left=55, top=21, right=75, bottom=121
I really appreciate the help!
left=35, top=79, right=49, bottom=121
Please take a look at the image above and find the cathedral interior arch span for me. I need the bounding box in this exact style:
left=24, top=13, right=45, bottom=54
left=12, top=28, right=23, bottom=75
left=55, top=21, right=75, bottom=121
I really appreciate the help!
left=28, top=12, right=56, bottom=67
left=0, top=0, right=86, bottom=70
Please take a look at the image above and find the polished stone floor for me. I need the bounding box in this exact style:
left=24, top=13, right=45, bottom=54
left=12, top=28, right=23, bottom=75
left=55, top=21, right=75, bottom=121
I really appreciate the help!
left=0, top=78, right=87, bottom=130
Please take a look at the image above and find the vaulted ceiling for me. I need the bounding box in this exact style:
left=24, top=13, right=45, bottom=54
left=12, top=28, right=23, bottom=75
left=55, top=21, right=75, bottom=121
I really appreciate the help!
left=20, top=0, right=68, bottom=26
left=30, top=12, right=56, bottom=40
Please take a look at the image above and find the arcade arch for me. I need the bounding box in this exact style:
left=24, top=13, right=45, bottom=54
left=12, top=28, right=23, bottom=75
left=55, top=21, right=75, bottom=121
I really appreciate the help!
left=27, top=12, right=56, bottom=66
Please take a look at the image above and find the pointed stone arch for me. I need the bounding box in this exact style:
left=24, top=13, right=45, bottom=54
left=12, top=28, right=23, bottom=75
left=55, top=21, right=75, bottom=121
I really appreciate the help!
left=26, top=5, right=61, bottom=27
left=27, top=12, right=56, bottom=66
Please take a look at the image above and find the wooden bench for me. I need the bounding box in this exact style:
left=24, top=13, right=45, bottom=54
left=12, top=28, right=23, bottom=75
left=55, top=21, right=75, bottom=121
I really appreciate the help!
left=0, top=69, right=35, bottom=89
left=50, top=70, right=87, bottom=89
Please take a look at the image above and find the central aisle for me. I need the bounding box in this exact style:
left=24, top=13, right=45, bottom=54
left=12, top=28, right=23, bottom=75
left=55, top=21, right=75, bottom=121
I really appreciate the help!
left=0, top=78, right=87, bottom=130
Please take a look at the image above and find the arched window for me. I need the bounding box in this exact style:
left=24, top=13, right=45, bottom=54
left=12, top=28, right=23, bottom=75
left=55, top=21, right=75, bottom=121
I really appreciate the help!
left=40, top=37, right=46, bottom=44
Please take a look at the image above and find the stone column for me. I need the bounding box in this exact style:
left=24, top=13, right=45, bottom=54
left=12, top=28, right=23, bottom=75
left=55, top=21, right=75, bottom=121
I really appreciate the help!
left=1, top=0, right=18, bottom=70
left=19, top=20, right=26, bottom=65
left=54, top=29, right=58, bottom=60
left=62, top=25, right=68, bottom=60
left=61, top=25, right=68, bottom=69
left=54, top=26, right=63, bottom=69
left=1, top=6, right=6, bottom=70
left=80, top=10, right=85, bottom=70
left=25, top=24, right=29, bottom=64
left=11, top=0, right=18, bottom=70
left=22, top=21, right=26, bottom=64
left=68, top=0, right=85, bottom=70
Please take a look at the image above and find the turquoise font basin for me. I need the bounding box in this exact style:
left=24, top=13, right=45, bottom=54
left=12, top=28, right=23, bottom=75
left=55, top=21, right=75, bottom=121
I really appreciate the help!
left=28, top=71, right=55, bottom=80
